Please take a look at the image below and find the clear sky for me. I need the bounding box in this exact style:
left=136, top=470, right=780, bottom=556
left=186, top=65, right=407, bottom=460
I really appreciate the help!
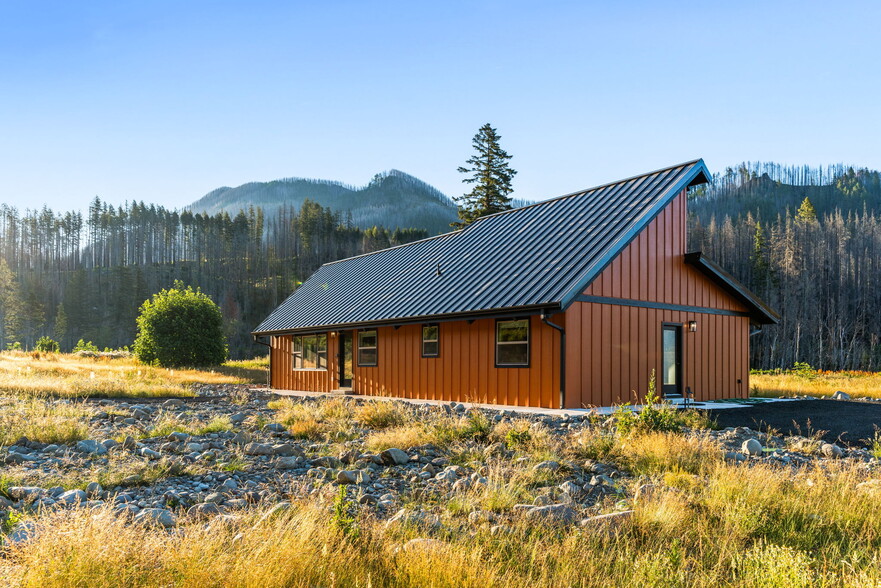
left=1, top=0, right=879, bottom=212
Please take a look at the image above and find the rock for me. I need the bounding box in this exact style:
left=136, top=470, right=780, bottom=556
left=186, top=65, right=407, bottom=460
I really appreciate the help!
left=579, top=510, right=634, bottom=533
left=3, top=521, right=37, bottom=546
left=221, top=478, right=239, bottom=491
left=244, top=443, right=274, bottom=456
left=258, top=501, right=292, bottom=522
left=168, top=431, right=190, bottom=443
left=558, top=481, right=582, bottom=496
left=821, top=443, right=843, bottom=458
left=275, top=456, right=302, bottom=469
left=134, top=508, right=177, bottom=528
left=832, top=391, right=851, bottom=400
left=724, top=451, right=747, bottom=463
left=204, top=492, right=225, bottom=504
left=533, top=460, right=561, bottom=473
left=380, top=448, right=410, bottom=466
left=490, top=524, right=513, bottom=536
left=7, top=486, right=45, bottom=501
left=742, top=438, right=763, bottom=456
left=230, top=432, right=250, bottom=445
left=102, top=439, right=119, bottom=450
left=312, top=456, right=344, bottom=468
left=163, top=399, right=186, bottom=409
left=185, top=442, right=205, bottom=453
left=385, top=508, right=440, bottom=531
left=336, top=470, right=359, bottom=484
left=85, top=482, right=103, bottom=499
left=435, top=469, right=458, bottom=483
left=77, top=439, right=108, bottom=455
left=524, top=504, right=578, bottom=525
left=188, top=502, right=224, bottom=519
left=121, top=435, right=137, bottom=450
left=264, top=423, right=286, bottom=433
left=230, top=412, right=247, bottom=425
left=468, top=510, right=497, bottom=525
left=533, top=493, right=555, bottom=506
left=139, top=447, right=161, bottom=459
left=271, top=444, right=303, bottom=457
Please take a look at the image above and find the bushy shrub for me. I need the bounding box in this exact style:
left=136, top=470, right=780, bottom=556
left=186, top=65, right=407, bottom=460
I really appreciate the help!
left=73, top=339, right=99, bottom=353
left=133, top=282, right=227, bottom=368
left=34, top=336, right=60, bottom=353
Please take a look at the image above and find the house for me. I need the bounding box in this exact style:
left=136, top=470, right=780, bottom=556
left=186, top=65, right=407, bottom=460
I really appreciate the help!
left=253, top=160, right=779, bottom=408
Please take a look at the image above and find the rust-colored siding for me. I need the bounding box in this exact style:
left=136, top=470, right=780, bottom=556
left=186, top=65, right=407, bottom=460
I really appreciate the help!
left=269, top=334, right=338, bottom=393
left=564, top=189, right=751, bottom=407
left=354, top=316, right=561, bottom=408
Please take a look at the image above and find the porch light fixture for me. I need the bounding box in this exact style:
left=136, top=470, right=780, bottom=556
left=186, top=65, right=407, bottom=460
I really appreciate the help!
left=688, top=321, right=697, bottom=332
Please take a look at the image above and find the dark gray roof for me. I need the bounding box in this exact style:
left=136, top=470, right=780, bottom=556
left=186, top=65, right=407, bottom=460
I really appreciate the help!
left=684, top=252, right=780, bottom=324
left=254, top=159, right=713, bottom=335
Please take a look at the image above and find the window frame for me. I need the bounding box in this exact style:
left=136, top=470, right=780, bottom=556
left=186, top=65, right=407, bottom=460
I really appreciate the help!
left=357, top=329, right=378, bottom=367
left=421, top=323, right=440, bottom=358
left=495, top=318, right=530, bottom=368
left=291, top=333, right=328, bottom=371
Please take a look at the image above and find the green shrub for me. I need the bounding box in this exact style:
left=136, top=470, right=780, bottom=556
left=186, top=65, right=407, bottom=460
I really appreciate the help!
left=73, top=339, right=99, bottom=352
left=133, top=282, right=227, bottom=368
left=34, top=336, right=60, bottom=353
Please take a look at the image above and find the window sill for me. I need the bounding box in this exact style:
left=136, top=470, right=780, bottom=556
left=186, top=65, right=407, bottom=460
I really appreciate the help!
left=292, top=368, right=328, bottom=372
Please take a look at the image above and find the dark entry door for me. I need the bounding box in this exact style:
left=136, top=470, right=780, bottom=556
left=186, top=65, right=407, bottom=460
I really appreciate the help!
left=338, top=332, right=353, bottom=388
left=661, top=325, right=682, bottom=397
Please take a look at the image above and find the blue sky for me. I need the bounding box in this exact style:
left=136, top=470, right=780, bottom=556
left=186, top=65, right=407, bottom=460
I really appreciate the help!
left=1, top=0, right=879, bottom=211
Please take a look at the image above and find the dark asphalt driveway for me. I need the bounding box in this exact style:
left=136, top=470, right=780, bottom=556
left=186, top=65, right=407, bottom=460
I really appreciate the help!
left=706, top=399, right=881, bottom=446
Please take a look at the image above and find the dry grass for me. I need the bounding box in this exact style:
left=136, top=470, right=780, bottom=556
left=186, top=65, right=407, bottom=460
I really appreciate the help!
left=752, top=369, right=881, bottom=399
left=6, top=458, right=881, bottom=586
left=0, top=351, right=266, bottom=398
left=0, top=397, right=92, bottom=445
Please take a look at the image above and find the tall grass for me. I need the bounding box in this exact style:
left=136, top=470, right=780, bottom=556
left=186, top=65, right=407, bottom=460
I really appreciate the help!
left=751, top=368, right=881, bottom=399
left=6, top=459, right=881, bottom=587
left=0, top=351, right=265, bottom=398
left=0, top=397, right=91, bottom=445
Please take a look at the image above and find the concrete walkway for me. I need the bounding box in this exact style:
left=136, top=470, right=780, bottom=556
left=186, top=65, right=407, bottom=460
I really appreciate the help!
left=252, top=387, right=797, bottom=416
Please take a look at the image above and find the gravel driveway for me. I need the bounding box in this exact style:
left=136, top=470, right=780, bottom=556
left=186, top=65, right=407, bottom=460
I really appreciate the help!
left=707, top=399, right=881, bottom=446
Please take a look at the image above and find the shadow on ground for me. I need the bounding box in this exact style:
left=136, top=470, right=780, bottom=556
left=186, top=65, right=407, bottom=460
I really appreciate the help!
left=706, top=399, right=881, bottom=446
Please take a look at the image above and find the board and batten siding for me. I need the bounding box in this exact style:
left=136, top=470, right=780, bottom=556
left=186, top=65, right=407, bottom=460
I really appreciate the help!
left=563, top=189, right=751, bottom=407
left=354, top=316, right=561, bottom=408
left=269, top=334, right=337, bottom=393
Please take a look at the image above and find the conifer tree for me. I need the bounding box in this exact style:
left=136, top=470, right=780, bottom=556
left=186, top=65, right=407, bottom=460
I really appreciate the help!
left=452, top=123, right=517, bottom=227
left=796, top=196, right=818, bottom=223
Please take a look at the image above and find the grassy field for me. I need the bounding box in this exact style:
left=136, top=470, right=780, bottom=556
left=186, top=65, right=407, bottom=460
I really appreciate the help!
left=3, top=417, right=881, bottom=586
left=0, top=351, right=268, bottom=398
left=751, top=366, right=881, bottom=399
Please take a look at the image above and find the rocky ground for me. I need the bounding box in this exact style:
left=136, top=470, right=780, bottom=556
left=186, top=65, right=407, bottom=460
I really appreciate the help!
left=2, top=387, right=880, bottom=548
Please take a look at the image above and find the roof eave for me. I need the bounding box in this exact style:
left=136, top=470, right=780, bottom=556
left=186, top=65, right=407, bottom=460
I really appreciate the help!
left=251, top=302, right=563, bottom=337
left=684, top=251, right=781, bottom=325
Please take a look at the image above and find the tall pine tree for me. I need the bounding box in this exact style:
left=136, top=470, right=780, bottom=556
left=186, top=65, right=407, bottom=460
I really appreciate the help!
left=452, top=123, right=517, bottom=227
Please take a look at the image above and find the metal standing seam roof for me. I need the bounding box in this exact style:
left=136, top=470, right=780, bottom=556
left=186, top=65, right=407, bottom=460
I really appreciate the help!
left=253, top=159, right=713, bottom=335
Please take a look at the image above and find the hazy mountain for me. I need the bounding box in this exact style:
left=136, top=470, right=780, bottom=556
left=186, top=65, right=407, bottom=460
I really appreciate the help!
left=187, top=170, right=458, bottom=234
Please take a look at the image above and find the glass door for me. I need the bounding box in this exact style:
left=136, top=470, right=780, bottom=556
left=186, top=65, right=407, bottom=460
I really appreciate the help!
left=338, top=332, right=353, bottom=388
left=661, top=325, right=682, bottom=397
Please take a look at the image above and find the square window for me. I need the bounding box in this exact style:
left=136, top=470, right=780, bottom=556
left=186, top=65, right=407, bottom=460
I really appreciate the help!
left=358, top=330, right=378, bottom=366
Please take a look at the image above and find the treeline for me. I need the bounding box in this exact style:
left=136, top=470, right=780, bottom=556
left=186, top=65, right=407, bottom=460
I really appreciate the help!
left=689, top=163, right=881, bottom=371
left=0, top=198, right=427, bottom=358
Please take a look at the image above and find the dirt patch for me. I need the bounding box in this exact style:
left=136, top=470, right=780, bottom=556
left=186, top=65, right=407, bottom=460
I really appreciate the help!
left=706, top=399, right=881, bottom=447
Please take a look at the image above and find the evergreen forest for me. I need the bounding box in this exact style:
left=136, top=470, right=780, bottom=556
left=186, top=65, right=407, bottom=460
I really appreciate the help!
left=1, top=162, right=880, bottom=370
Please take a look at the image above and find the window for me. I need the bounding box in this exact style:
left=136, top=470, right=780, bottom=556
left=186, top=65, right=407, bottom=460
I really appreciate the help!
left=422, top=324, right=439, bottom=357
left=496, top=319, right=529, bottom=367
left=291, top=334, right=327, bottom=370
left=358, top=329, right=378, bottom=366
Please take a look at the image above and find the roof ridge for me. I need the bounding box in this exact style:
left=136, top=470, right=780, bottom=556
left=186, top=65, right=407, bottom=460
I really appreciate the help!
left=321, top=158, right=705, bottom=268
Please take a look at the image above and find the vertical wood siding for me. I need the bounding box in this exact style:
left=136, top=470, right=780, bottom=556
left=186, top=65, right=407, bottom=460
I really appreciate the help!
left=564, top=190, right=751, bottom=407
left=352, top=316, right=561, bottom=408
left=269, top=334, right=338, bottom=393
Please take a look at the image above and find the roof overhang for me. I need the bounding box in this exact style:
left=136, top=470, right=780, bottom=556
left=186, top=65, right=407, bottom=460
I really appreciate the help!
left=251, top=303, right=563, bottom=337
left=684, top=251, right=780, bottom=325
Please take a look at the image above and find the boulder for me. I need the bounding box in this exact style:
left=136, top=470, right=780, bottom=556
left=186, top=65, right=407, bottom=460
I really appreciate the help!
left=380, top=448, right=410, bottom=466
left=741, top=438, right=763, bottom=456
left=832, top=391, right=851, bottom=400
left=821, top=443, right=843, bottom=458
left=134, top=508, right=177, bottom=528
left=579, top=510, right=634, bottom=533
left=523, top=504, right=578, bottom=525
left=76, top=439, right=108, bottom=455
left=533, top=460, right=561, bottom=473
left=7, top=486, right=45, bottom=501
left=187, top=502, right=225, bottom=519
left=243, top=443, right=274, bottom=456
left=275, top=456, right=302, bottom=469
